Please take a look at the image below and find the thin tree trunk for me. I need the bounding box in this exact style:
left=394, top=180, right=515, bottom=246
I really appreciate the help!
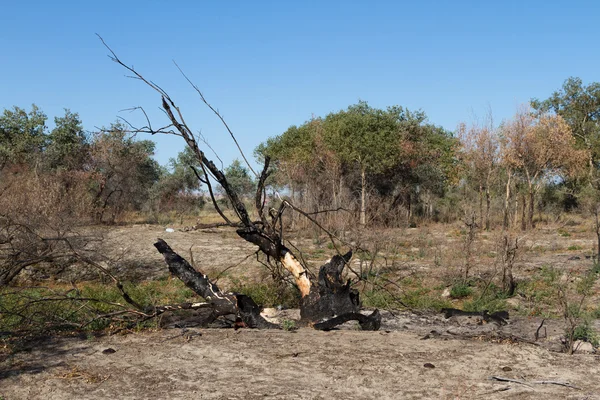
left=503, top=172, right=512, bottom=229
left=513, top=190, right=519, bottom=228
left=360, top=167, right=367, bottom=226
left=521, top=192, right=527, bottom=231
left=407, top=193, right=412, bottom=223
left=528, top=188, right=535, bottom=230
left=595, top=204, right=600, bottom=262
left=478, top=184, right=484, bottom=228
left=485, top=187, right=491, bottom=230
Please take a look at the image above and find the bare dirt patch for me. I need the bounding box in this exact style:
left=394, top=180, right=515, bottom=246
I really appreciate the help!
left=2, top=315, right=599, bottom=400
left=4, top=222, right=600, bottom=399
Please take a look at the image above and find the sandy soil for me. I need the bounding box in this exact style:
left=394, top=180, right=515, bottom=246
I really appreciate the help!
left=2, top=318, right=599, bottom=400
left=4, top=222, right=600, bottom=399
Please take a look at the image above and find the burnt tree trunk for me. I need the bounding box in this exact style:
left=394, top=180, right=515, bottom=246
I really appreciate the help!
left=154, top=239, right=276, bottom=329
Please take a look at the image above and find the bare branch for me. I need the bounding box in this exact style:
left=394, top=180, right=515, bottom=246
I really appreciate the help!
left=173, top=61, right=257, bottom=177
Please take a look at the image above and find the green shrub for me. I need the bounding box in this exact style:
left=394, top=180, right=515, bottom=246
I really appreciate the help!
left=282, top=319, right=297, bottom=331
left=572, top=321, right=599, bottom=347
left=450, top=282, right=472, bottom=299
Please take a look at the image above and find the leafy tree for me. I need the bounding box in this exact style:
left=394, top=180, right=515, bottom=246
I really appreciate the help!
left=90, top=123, right=161, bottom=223
left=501, top=107, right=587, bottom=229
left=45, top=109, right=88, bottom=170
left=323, top=102, right=404, bottom=225
left=258, top=102, right=458, bottom=226
left=532, top=77, right=600, bottom=175
left=0, top=105, right=47, bottom=166
left=222, top=159, right=255, bottom=201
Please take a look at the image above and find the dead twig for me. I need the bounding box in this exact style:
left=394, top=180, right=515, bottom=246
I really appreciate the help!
left=489, top=376, right=533, bottom=388
left=531, top=380, right=580, bottom=390
left=535, top=318, right=546, bottom=341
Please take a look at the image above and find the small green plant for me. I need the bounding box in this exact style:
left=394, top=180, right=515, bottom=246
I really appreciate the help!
left=567, top=245, right=582, bottom=251
left=557, top=268, right=599, bottom=354
left=572, top=320, right=599, bottom=347
left=450, top=282, right=472, bottom=299
left=281, top=319, right=297, bottom=331
left=558, top=228, right=571, bottom=237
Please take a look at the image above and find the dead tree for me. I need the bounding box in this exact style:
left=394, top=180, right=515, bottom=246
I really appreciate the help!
left=101, top=37, right=380, bottom=331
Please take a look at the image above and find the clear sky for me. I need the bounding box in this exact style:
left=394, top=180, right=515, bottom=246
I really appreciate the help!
left=1, top=1, right=598, bottom=169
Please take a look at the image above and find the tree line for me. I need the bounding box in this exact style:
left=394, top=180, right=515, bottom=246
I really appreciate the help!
left=259, top=77, right=600, bottom=232
left=0, top=106, right=210, bottom=224
left=1, top=77, right=599, bottom=231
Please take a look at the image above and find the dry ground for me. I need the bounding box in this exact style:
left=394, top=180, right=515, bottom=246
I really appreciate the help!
left=2, top=220, right=600, bottom=399
left=2, top=320, right=599, bottom=399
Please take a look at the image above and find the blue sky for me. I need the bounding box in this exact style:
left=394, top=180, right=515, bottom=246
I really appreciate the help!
left=1, top=1, right=598, bottom=168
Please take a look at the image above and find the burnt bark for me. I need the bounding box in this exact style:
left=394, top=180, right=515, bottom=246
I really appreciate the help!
left=301, top=251, right=359, bottom=321
left=154, top=239, right=380, bottom=330
left=154, top=238, right=276, bottom=329
left=313, top=310, right=381, bottom=331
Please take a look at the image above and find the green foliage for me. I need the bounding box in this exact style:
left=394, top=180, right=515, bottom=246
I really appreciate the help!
left=572, top=320, right=599, bottom=347
left=462, top=293, right=508, bottom=314
left=400, top=287, right=452, bottom=310
left=257, top=101, right=458, bottom=225
left=0, top=104, right=47, bottom=164
left=450, top=282, right=472, bottom=299
left=281, top=319, right=297, bottom=331
left=0, top=280, right=198, bottom=334
left=45, top=109, right=88, bottom=170
left=323, top=101, right=406, bottom=174
left=221, top=159, right=256, bottom=200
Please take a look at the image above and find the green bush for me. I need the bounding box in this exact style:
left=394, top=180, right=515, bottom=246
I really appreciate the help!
left=450, top=282, right=472, bottom=299
left=572, top=321, right=599, bottom=347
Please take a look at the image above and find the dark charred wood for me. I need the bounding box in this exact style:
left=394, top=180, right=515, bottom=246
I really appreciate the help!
left=236, top=226, right=280, bottom=258
left=235, top=294, right=278, bottom=329
left=300, top=286, right=360, bottom=322
left=300, top=251, right=360, bottom=322
left=318, top=251, right=353, bottom=290
left=255, top=156, right=272, bottom=229
left=154, top=238, right=277, bottom=329
left=154, top=239, right=225, bottom=301
left=313, top=310, right=381, bottom=331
